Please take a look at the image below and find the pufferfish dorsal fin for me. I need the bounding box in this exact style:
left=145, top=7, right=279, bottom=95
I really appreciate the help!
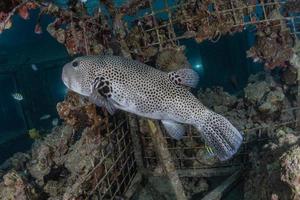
left=89, top=77, right=117, bottom=115
left=168, top=68, right=199, bottom=88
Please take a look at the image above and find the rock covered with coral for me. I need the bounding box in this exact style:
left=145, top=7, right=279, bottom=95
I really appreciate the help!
left=280, top=146, right=300, bottom=200
left=27, top=125, right=74, bottom=185
left=56, top=91, right=102, bottom=130
left=0, top=0, right=38, bottom=33
left=244, top=127, right=300, bottom=200
left=247, top=22, right=295, bottom=69
left=156, top=47, right=189, bottom=72
left=0, top=170, right=41, bottom=200
left=0, top=152, right=30, bottom=172
left=0, top=91, right=123, bottom=199
left=0, top=123, right=111, bottom=199
left=244, top=73, right=285, bottom=115
left=193, top=70, right=299, bottom=200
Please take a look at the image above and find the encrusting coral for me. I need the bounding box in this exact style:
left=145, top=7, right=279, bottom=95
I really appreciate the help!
left=0, top=123, right=112, bottom=199
left=244, top=127, right=300, bottom=200
left=0, top=170, right=41, bottom=200
left=56, top=91, right=101, bottom=130
left=0, top=0, right=38, bottom=33
left=247, top=22, right=295, bottom=69
left=280, top=146, right=300, bottom=200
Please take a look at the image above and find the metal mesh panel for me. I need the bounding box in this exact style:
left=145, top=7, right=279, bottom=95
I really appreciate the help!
left=142, top=127, right=246, bottom=170
left=141, top=107, right=300, bottom=170
left=133, top=0, right=300, bottom=51
left=83, top=113, right=137, bottom=200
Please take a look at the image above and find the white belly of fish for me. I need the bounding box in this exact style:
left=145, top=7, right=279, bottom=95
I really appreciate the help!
left=113, top=101, right=166, bottom=120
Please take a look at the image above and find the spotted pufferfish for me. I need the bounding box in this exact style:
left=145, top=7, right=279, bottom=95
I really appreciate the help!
left=62, top=55, right=243, bottom=161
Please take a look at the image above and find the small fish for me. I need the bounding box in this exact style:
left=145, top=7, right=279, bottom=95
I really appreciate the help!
left=205, top=144, right=214, bottom=156
left=253, top=57, right=260, bottom=63
left=12, top=93, right=24, bottom=101
left=52, top=118, right=59, bottom=126
left=28, top=128, right=41, bottom=140
left=34, top=23, right=42, bottom=34
left=4, top=20, right=12, bottom=30
left=229, top=75, right=239, bottom=90
left=62, top=55, right=243, bottom=161
left=31, top=64, right=38, bottom=71
left=18, top=6, right=29, bottom=20
left=40, top=114, right=51, bottom=120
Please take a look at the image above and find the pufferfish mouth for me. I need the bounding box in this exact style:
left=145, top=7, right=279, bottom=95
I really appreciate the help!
left=62, top=66, right=71, bottom=88
left=61, top=65, right=90, bottom=96
left=62, top=68, right=67, bottom=87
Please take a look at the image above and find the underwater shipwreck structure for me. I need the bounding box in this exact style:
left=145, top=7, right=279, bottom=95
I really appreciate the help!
left=0, top=0, right=300, bottom=199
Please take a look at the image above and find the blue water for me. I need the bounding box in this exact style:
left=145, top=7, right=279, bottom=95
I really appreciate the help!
left=183, top=31, right=263, bottom=93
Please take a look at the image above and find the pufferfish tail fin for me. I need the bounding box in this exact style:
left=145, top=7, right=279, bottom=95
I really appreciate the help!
left=195, top=110, right=243, bottom=161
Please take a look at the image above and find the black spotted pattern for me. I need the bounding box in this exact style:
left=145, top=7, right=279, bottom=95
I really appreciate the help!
left=93, top=77, right=112, bottom=98
left=169, top=72, right=182, bottom=86
left=72, top=55, right=208, bottom=124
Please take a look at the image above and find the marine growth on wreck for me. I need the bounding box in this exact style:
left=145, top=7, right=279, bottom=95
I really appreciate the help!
left=0, top=0, right=300, bottom=199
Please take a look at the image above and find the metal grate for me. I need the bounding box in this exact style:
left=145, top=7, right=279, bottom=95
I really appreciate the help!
left=140, top=107, right=300, bottom=171
left=131, top=0, right=300, bottom=52
left=76, top=113, right=138, bottom=200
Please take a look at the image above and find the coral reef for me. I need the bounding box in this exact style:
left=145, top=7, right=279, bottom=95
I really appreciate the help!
left=0, top=121, right=123, bottom=199
left=45, top=2, right=109, bottom=55
left=283, top=0, right=300, bottom=14
left=0, top=88, right=131, bottom=199
left=182, top=177, right=209, bottom=198
left=0, top=76, right=136, bottom=199
left=56, top=91, right=101, bottom=130
left=280, top=146, right=300, bottom=200
left=194, top=73, right=299, bottom=200
left=156, top=46, right=189, bottom=71
left=244, top=127, right=300, bottom=200
left=244, top=74, right=285, bottom=115
left=281, top=66, right=298, bottom=86
left=132, top=176, right=209, bottom=200
left=247, top=23, right=295, bottom=69
left=44, top=0, right=151, bottom=56
left=0, top=69, right=298, bottom=200
left=0, top=153, right=29, bottom=173
left=0, top=170, right=41, bottom=200
left=175, top=0, right=245, bottom=43
left=0, top=0, right=37, bottom=33
left=0, top=0, right=297, bottom=76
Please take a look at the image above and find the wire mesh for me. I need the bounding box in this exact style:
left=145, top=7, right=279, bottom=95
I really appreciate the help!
left=140, top=107, right=300, bottom=171
left=79, top=112, right=137, bottom=200
left=132, top=0, right=300, bottom=52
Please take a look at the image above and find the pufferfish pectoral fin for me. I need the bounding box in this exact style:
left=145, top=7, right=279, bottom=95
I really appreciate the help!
left=90, top=77, right=117, bottom=115
left=161, top=120, right=185, bottom=140
left=168, top=68, right=199, bottom=88
left=89, top=91, right=117, bottom=115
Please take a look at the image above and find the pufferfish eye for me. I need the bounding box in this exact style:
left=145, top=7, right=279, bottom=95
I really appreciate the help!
left=72, top=61, right=79, bottom=68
